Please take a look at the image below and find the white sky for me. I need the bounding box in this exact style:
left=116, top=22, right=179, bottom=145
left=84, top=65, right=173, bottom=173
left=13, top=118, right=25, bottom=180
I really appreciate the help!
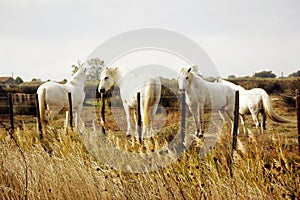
left=0, top=0, right=299, bottom=81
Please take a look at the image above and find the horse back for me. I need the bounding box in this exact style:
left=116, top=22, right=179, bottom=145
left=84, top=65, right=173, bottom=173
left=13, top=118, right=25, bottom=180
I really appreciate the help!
left=37, top=82, right=69, bottom=112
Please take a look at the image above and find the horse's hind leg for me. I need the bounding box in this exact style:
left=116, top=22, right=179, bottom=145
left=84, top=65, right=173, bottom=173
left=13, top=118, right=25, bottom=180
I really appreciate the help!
left=250, top=109, right=261, bottom=133
left=240, top=115, right=247, bottom=134
left=261, top=109, right=267, bottom=131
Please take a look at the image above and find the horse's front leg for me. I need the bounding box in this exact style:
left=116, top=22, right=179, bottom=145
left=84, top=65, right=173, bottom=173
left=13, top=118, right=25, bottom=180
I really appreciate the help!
left=199, top=105, right=205, bottom=137
left=124, top=105, right=132, bottom=136
left=189, top=105, right=200, bottom=136
left=74, top=104, right=83, bottom=131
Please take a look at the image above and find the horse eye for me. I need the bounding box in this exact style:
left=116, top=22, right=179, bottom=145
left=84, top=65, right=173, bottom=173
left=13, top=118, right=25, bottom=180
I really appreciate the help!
left=186, top=76, right=189, bottom=80
left=104, top=77, right=109, bottom=80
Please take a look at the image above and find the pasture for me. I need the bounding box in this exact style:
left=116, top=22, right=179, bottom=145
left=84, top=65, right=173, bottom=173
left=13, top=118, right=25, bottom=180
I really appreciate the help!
left=0, top=78, right=299, bottom=199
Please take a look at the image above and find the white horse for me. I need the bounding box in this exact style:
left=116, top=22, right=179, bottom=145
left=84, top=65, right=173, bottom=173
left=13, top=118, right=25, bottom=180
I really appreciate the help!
left=37, top=68, right=86, bottom=131
left=98, top=67, right=161, bottom=138
left=220, top=79, right=296, bottom=133
left=178, top=68, right=235, bottom=137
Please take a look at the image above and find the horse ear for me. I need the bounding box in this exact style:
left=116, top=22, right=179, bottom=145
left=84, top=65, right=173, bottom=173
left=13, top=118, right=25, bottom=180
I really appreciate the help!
left=111, top=67, right=118, bottom=76
left=187, top=68, right=192, bottom=73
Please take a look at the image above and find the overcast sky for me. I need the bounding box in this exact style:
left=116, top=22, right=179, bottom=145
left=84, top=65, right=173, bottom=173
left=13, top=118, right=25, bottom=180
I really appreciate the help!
left=0, top=0, right=299, bottom=81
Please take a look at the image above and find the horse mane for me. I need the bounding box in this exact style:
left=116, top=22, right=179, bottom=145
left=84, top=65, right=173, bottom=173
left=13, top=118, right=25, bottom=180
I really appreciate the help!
left=221, top=79, right=245, bottom=91
left=67, top=68, right=86, bottom=86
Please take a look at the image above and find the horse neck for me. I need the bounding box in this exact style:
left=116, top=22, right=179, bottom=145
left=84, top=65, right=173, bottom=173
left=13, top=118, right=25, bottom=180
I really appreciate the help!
left=66, top=75, right=85, bottom=89
left=191, top=75, right=206, bottom=89
left=115, top=69, right=135, bottom=89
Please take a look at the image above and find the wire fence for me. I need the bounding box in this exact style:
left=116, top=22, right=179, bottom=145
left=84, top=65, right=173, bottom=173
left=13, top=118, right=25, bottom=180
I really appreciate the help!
left=1, top=90, right=299, bottom=155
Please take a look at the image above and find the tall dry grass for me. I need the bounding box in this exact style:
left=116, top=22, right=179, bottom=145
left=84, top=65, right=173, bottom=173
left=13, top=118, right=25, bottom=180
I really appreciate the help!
left=1, top=116, right=299, bottom=200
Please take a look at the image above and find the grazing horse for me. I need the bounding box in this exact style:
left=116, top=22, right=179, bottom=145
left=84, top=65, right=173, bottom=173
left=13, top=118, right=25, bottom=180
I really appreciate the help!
left=219, top=79, right=296, bottom=133
left=98, top=67, right=161, bottom=138
left=178, top=68, right=235, bottom=137
left=37, top=68, right=86, bottom=131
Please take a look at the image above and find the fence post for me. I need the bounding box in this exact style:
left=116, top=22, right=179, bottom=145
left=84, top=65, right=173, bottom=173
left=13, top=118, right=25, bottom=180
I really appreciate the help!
left=137, top=92, right=142, bottom=144
left=296, top=89, right=300, bottom=155
left=230, top=90, right=239, bottom=178
left=35, top=93, right=43, bottom=135
left=8, top=93, right=14, bottom=133
left=101, top=92, right=106, bottom=134
left=180, top=90, right=186, bottom=145
left=232, top=90, right=239, bottom=151
left=68, top=92, right=73, bottom=130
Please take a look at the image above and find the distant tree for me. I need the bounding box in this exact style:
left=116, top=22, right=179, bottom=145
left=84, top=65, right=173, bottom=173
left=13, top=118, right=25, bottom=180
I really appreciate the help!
left=15, top=76, right=23, bottom=84
left=253, top=70, right=276, bottom=78
left=288, top=70, right=300, bottom=77
left=228, top=75, right=236, bottom=79
left=86, top=57, right=105, bottom=80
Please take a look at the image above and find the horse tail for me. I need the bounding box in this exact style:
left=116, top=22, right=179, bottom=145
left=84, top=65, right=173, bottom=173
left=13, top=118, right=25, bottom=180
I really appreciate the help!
left=38, top=88, right=47, bottom=130
left=261, top=92, right=296, bottom=123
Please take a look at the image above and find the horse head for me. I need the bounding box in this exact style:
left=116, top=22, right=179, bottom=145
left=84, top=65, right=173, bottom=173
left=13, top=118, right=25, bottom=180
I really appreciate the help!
left=98, top=67, right=118, bottom=93
left=178, top=67, right=193, bottom=92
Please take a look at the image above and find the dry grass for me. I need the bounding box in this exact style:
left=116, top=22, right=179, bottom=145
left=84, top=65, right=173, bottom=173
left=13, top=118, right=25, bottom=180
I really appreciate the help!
left=1, top=96, right=300, bottom=200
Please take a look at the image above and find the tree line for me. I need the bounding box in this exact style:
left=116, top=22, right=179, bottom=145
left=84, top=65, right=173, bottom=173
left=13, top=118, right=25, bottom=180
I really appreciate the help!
left=7, top=59, right=300, bottom=85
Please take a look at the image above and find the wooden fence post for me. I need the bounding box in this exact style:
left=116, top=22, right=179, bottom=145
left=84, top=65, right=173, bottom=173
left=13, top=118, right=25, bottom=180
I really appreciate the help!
left=35, top=93, right=43, bottom=136
left=230, top=90, right=239, bottom=178
left=8, top=93, right=14, bottom=133
left=180, top=90, right=186, bottom=145
left=232, top=90, right=239, bottom=151
left=68, top=92, right=73, bottom=130
left=101, top=92, right=106, bottom=134
left=137, top=92, right=142, bottom=144
left=296, top=89, right=300, bottom=155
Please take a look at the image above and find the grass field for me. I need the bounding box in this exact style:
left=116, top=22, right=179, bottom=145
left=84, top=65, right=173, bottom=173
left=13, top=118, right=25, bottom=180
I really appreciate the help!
left=0, top=94, right=299, bottom=199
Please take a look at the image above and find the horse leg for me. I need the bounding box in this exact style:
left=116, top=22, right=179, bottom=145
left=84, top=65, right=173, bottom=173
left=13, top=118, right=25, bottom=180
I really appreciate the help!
left=133, top=110, right=140, bottom=139
left=189, top=106, right=200, bottom=136
left=141, top=107, right=147, bottom=139
left=226, top=109, right=235, bottom=134
left=261, top=109, right=267, bottom=131
left=124, top=105, right=132, bottom=137
left=218, top=109, right=230, bottom=132
left=74, top=111, right=81, bottom=133
left=149, top=104, right=158, bottom=137
left=199, top=106, right=205, bottom=137
left=250, top=108, right=261, bottom=133
left=240, top=114, right=247, bottom=134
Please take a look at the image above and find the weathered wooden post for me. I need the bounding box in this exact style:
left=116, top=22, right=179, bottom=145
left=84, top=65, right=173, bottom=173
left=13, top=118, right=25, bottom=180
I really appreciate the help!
left=101, top=92, right=106, bottom=134
left=296, top=89, right=300, bottom=155
left=137, top=92, right=142, bottom=144
left=68, top=92, right=73, bottom=130
left=232, top=90, right=239, bottom=151
left=8, top=93, right=14, bottom=133
left=230, top=90, right=239, bottom=178
left=35, top=93, right=43, bottom=136
left=180, top=90, right=186, bottom=145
